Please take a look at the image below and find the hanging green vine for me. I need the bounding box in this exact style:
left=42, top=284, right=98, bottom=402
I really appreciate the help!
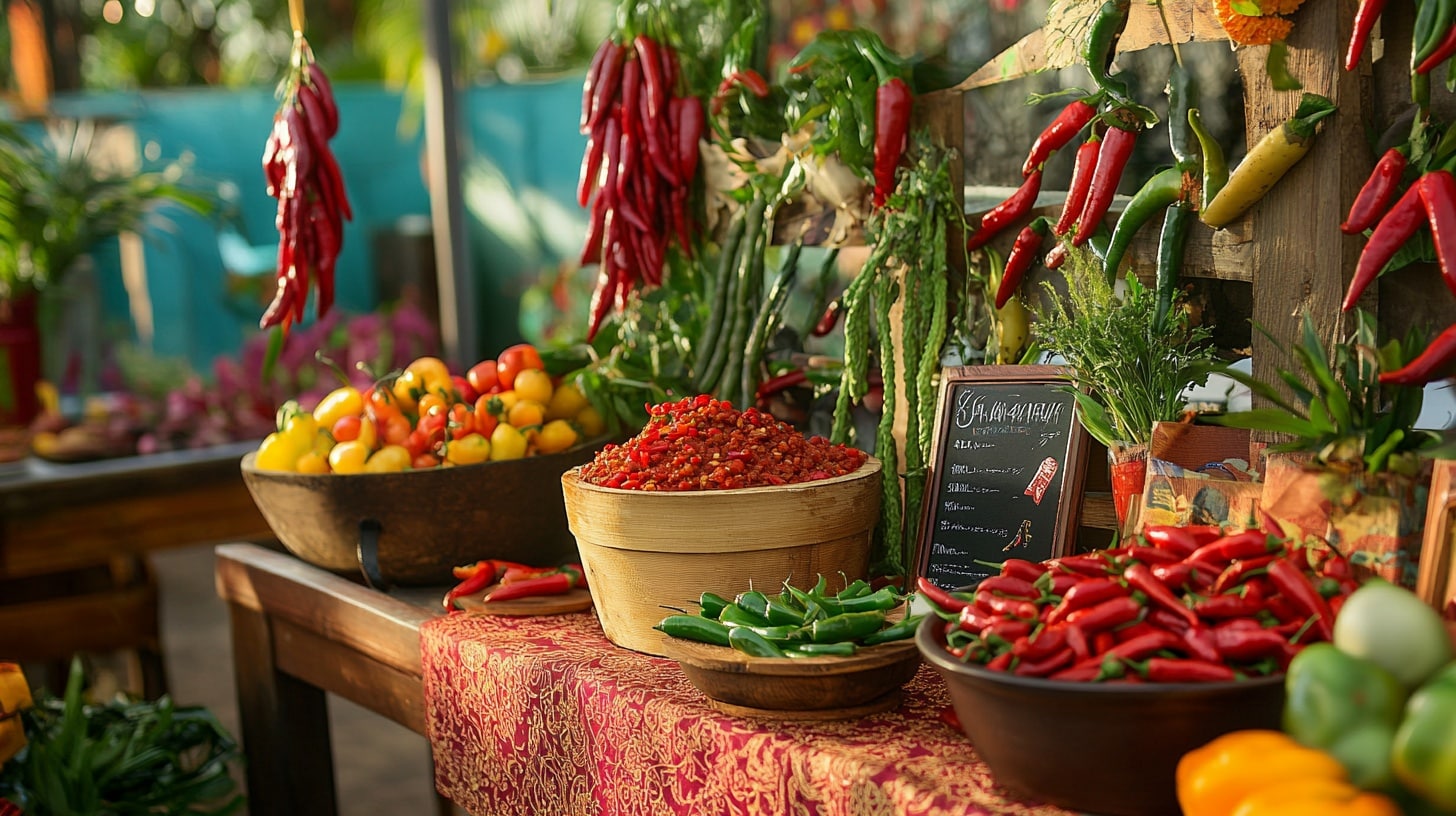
left=830, top=131, right=965, bottom=577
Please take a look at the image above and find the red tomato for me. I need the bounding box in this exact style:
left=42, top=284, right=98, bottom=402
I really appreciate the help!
left=452, top=375, right=478, bottom=405
left=496, top=344, right=544, bottom=390
left=379, top=412, right=412, bottom=447
left=473, top=395, right=500, bottom=439
left=466, top=360, right=500, bottom=395
left=405, top=429, right=431, bottom=458
left=418, top=412, right=448, bottom=445
left=412, top=452, right=441, bottom=470
left=331, top=415, right=362, bottom=443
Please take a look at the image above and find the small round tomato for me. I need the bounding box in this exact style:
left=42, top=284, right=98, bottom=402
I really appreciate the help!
left=366, top=384, right=402, bottom=421
left=365, top=444, right=412, bottom=473
left=496, top=344, right=544, bottom=390
left=452, top=375, right=478, bottom=405
left=445, top=432, right=492, bottom=465
left=379, top=412, right=412, bottom=447
left=405, top=429, right=432, bottom=458
left=331, top=415, right=362, bottom=443
left=490, top=423, right=528, bottom=461
left=329, top=440, right=372, bottom=474
left=412, top=452, right=441, bottom=469
left=512, top=369, right=553, bottom=405
left=466, top=359, right=500, bottom=395
left=545, top=380, right=589, bottom=421
left=312, top=386, right=363, bottom=428
left=507, top=400, right=546, bottom=430
left=295, top=451, right=331, bottom=474
left=534, top=419, right=580, bottom=454
left=418, top=412, right=448, bottom=446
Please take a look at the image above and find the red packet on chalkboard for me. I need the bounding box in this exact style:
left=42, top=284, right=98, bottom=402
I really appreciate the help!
left=1024, top=457, right=1059, bottom=505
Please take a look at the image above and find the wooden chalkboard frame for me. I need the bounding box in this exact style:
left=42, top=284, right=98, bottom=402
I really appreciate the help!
left=913, top=365, right=1091, bottom=590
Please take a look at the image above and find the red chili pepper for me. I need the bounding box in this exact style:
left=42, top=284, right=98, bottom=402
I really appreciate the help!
left=1210, top=623, right=1292, bottom=662
left=1046, top=578, right=1129, bottom=625
left=1266, top=559, right=1336, bottom=641
left=984, top=618, right=1035, bottom=645
left=1049, top=660, right=1110, bottom=682
left=977, top=575, right=1039, bottom=600
left=484, top=565, right=584, bottom=603
left=1125, top=563, right=1198, bottom=629
left=1346, top=0, right=1388, bottom=71
left=1054, top=134, right=1102, bottom=236
left=585, top=41, right=625, bottom=135
left=1065, top=596, right=1142, bottom=633
left=1065, top=623, right=1091, bottom=659
left=501, top=566, right=558, bottom=585
left=1180, top=627, right=1222, bottom=663
left=975, top=592, right=1039, bottom=620
left=1420, top=169, right=1456, bottom=299
left=873, top=77, right=914, bottom=206
left=1047, top=552, right=1115, bottom=577
left=673, top=96, right=705, bottom=182
left=1186, top=530, right=1275, bottom=568
left=633, top=35, right=667, bottom=118
left=986, top=651, right=1015, bottom=672
left=1048, top=573, right=1082, bottom=596
left=937, top=706, right=963, bottom=730
left=1144, top=657, right=1236, bottom=683
left=1092, top=631, right=1117, bottom=655
left=998, top=217, right=1050, bottom=309
left=1210, top=554, right=1280, bottom=594
left=1113, top=620, right=1159, bottom=643
left=580, top=39, right=613, bottom=133
left=1043, top=241, right=1068, bottom=270
left=1073, top=121, right=1140, bottom=247
left=994, top=559, right=1043, bottom=582
left=1192, top=593, right=1265, bottom=620
left=580, top=192, right=607, bottom=266
left=1342, top=148, right=1408, bottom=235
left=715, top=69, right=770, bottom=104
left=755, top=369, right=808, bottom=402
left=586, top=222, right=619, bottom=341
left=307, top=62, right=339, bottom=137
left=1418, top=22, right=1456, bottom=73
left=1380, top=322, right=1456, bottom=385
left=1151, top=561, right=1195, bottom=590
left=917, top=576, right=973, bottom=613
left=968, top=170, right=1044, bottom=250
left=1105, top=629, right=1183, bottom=661
left=1013, top=647, right=1075, bottom=677
left=957, top=604, right=996, bottom=633
left=1344, top=179, right=1427, bottom=311
left=1023, top=98, right=1098, bottom=177
left=442, top=561, right=500, bottom=610
left=1121, top=545, right=1183, bottom=566
left=1141, top=525, right=1202, bottom=557
left=1013, top=625, right=1069, bottom=661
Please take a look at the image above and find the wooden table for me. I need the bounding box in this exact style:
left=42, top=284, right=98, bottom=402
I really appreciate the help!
left=215, top=542, right=438, bottom=816
left=0, top=442, right=275, bottom=696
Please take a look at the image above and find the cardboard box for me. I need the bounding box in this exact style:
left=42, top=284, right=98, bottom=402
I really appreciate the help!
left=1137, top=423, right=1263, bottom=531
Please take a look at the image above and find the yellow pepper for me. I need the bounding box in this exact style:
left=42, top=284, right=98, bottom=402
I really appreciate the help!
left=1177, top=730, right=1348, bottom=816
left=1230, top=778, right=1402, bottom=816
left=0, top=662, right=33, bottom=765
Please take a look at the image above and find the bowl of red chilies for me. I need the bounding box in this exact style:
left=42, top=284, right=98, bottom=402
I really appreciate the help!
left=915, top=523, right=1359, bottom=816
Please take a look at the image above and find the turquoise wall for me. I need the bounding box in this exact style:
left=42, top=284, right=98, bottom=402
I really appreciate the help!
left=85, top=76, right=588, bottom=372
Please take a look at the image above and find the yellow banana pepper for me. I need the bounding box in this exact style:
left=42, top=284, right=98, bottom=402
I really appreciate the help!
left=1177, top=730, right=1348, bottom=816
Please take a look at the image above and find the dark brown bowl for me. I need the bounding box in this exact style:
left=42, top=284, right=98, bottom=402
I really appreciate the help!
left=240, top=440, right=604, bottom=585
left=916, top=615, right=1285, bottom=816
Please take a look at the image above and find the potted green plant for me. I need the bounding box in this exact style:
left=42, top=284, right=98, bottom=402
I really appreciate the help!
left=1205, top=310, right=1444, bottom=586
left=1032, top=243, right=1221, bottom=538
left=0, top=120, right=212, bottom=425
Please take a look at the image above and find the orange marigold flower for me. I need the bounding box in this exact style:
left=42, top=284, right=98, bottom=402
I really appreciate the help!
left=1213, top=0, right=1293, bottom=45
left=1257, top=0, right=1306, bottom=15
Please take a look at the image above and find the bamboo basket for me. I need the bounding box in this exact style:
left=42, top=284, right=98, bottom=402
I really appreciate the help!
left=561, top=458, right=882, bottom=656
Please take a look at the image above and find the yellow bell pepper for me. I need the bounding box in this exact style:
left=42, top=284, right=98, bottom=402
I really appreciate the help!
left=1177, top=730, right=1348, bottom=816
left=0, top=663, right=33, bottom=765
left=1230, top=777, right=1402, bottom=816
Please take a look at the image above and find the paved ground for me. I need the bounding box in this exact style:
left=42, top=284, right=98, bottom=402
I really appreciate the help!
left=151, top=546, right=440, bottom=816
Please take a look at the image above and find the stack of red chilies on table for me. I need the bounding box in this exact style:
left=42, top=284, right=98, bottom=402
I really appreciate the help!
left=919, top=523, right=1358, bottom=683
left=576, top=35, right=706, bottom=341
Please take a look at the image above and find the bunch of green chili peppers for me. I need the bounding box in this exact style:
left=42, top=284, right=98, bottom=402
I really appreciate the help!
left=655, top=574, right=923, bottom=658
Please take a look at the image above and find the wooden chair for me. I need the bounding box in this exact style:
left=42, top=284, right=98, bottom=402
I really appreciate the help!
left=1419, top=460, right=1456, bottom=622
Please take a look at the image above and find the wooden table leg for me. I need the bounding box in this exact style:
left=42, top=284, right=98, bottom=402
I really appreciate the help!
left=228, top=600, right=339, bottom=816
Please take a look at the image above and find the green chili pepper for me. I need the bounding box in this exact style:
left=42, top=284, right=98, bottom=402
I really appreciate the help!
left=809, top=610, right=888, bottom=644
left=1154, top=202, right=1195, bottom=333
left=698, top=592, right=731, bottom=620
left=811, top=574, right=828, bottom=599
left=735, top=590, right=771, bottom=621
left=861, top=614, right=925, bottom=646
left=1083, top=0, right=1133, bottom=102
left=1167, top=62, right=1201, bottom=173
left=1102, top=167, right=1183, bottom=283
left=719, top=602, right=772, bottom=628
left=728, top=626, right=786, bottom=658
left=764, top=597, right=806, bottom=626
left=1188, top=108, right=1227, bottom=210
left=833, top=586, right=904, bottom=614
left=1265, top=42, right=1302, bottom=92
left=784, top=642, right=858, bottom=658
left=836, top=579, right=872, bottom=600
left=801, top=597, right=827, bottom=624
left=730, top=622, right=804, bottom=642
left=655, top=614, right=731, bottom=647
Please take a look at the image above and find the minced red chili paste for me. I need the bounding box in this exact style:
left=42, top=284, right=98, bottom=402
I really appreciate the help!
left=579, top=395, right=868, bottom=491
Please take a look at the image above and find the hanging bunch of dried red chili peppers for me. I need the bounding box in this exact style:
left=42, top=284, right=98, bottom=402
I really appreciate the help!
left=577, top=34, right=705, bottom=341
left=259, top=0, right=350, bottom=333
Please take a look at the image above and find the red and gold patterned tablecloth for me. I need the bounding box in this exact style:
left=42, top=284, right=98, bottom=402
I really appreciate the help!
left=421, top=611, right=1077, bottom=816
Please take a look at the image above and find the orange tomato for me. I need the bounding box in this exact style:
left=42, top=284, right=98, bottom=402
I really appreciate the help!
left=575, top=405, right=607, bottom=438
left=473, top=395, right=500, bottom=439
left=513, top=368, right=553, bottom=405
left=545, top=380, right=589, bottom=421
left=466, top=360, right=499, bottom=395
left=534, top=419, right=580, bottom=454
left=379, top=412, right=412, bottom=447
left=496, top=344, right=544, bottom=390
left=448, top=403, right=475, bottom=440
left=507, top=399, right=546, bottom=430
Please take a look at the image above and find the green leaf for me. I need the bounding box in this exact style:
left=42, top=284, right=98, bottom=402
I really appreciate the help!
left=1203, top=408, right=1322, bottom=438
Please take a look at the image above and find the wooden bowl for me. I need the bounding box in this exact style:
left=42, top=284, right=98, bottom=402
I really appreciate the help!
left=666, top=638, right=922, bottom=718
left=240, top=441, right=604, bottom=585
left=916, top=615, right=1285, bottom=816
left=561, top=458, right=882, bottom=657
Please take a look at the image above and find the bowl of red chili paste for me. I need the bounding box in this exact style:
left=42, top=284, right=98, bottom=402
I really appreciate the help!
left=562, top=395, right=881, bottom=657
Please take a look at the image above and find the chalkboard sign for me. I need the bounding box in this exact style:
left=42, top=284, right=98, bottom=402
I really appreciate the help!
left=914, top=365, right=1089, bottom=590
